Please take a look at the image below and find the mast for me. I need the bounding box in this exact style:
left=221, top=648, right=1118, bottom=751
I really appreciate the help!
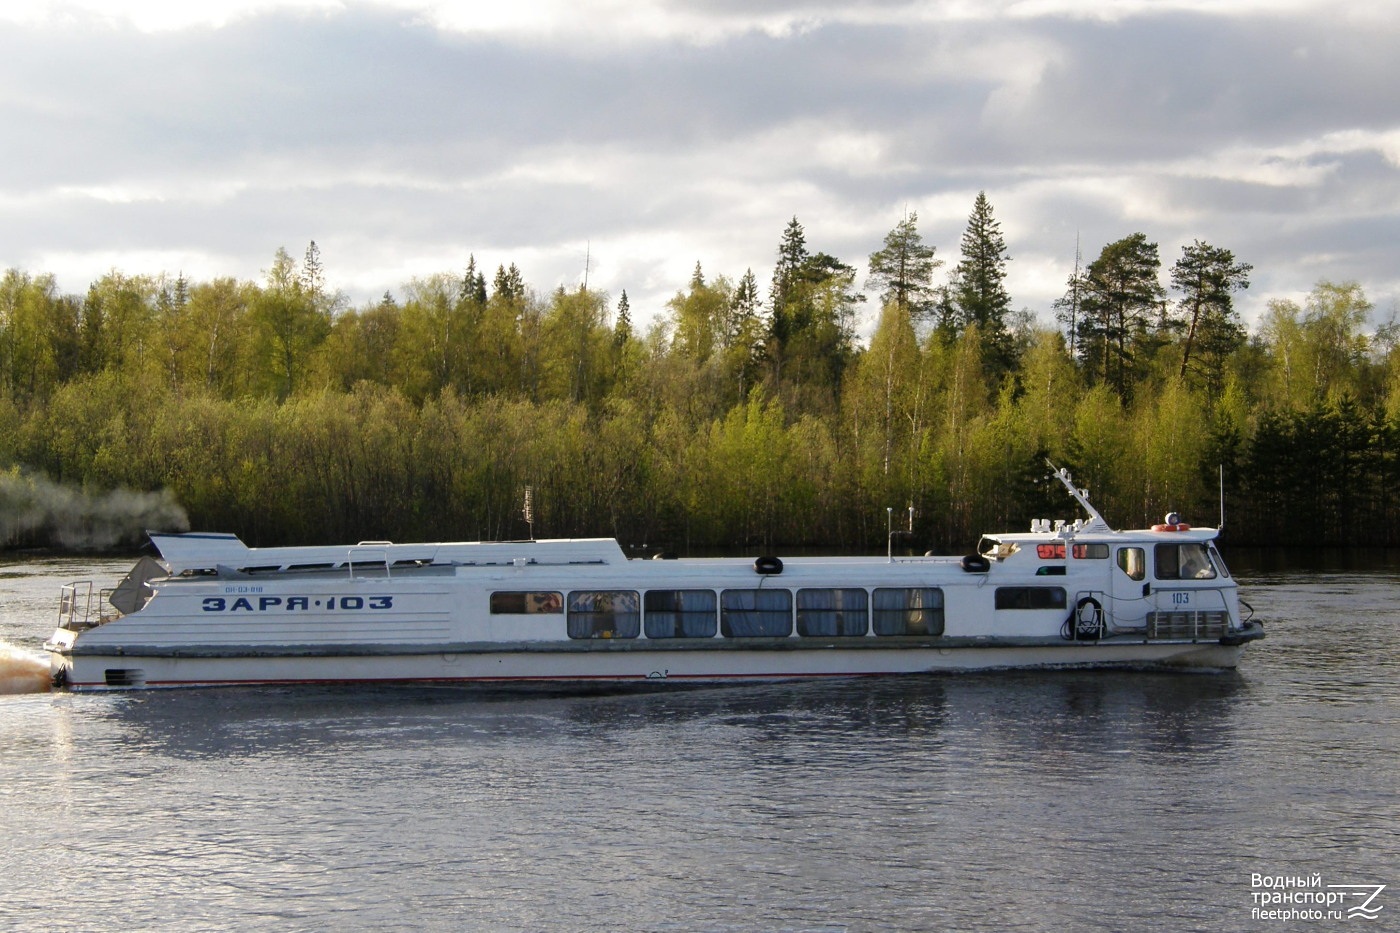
left=1046, top=462, right=1112, bottom=532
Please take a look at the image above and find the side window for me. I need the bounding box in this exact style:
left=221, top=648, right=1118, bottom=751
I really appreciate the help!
left=566, top=590, right=640, bottom=639
left=721, top=589, right=792, bottom=637
left=872, top=588, right=944, bottom=636
left=1208, top=545, right=1231, bottom=579
left=797, top=588, right=869, bottom=637
left=1117, top=547, right=1145, bottom=581
left=490, top=591, right=563, bottom=614
left=643, top=590, right=717, bottom=638
left=994, top=587, right=1067, bottom=610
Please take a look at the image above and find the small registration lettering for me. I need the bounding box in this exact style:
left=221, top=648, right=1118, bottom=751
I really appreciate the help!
left=201, top=595, right=394, bottom=612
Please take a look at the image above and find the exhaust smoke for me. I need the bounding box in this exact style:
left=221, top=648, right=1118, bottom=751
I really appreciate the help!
left=0, top=470, right=189, bottom=550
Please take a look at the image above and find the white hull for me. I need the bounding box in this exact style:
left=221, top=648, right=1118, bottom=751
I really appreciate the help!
left=60, top=639, right=1245, bottom=690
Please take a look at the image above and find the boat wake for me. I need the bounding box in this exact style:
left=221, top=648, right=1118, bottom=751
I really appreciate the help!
left=0, top=641, right=51, bottom=694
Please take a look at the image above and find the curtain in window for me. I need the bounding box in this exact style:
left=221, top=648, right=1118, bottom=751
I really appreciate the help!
left=721, top=589, right=793, bottom=637
left=643, top=590, right=717, bottom=638
left=797, top=588, right=869, bottom=636
left=872, top=587, right=944, bottom=636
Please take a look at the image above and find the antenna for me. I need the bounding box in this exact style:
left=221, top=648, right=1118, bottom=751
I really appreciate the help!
left=1218, top=464, right=1226, bottom=531
left=523, top=485, right=535, bottom=540
left=582, top=240, right=591, bottom=292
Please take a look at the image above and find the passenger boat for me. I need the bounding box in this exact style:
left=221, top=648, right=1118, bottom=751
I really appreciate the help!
left=44, top=467, right=1263, bottom=690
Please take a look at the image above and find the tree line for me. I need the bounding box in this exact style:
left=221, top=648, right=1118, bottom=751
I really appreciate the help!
left=2, top=195, right=1397, bottom=552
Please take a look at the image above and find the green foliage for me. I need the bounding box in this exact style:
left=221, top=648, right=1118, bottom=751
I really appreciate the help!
left=765, top=219, right=863, bottom=410
left=0, top=236, right=1396, bottom=551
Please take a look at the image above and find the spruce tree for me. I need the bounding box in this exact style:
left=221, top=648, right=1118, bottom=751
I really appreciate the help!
left=951, top=192, right=1013, bottom=372
left=614, top=290, right=632, bottom=345
left=461, top=255, right=488, bottom=306
left=301, top=240, right=324, bottom=297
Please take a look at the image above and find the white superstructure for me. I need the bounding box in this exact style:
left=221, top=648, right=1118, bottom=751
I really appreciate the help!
left=44, top=468, right=1263, bottom=690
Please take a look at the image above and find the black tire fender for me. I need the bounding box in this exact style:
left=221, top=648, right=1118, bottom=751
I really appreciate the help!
left=754, top=555, right=784, bottom=575
left=960, top=554, right=991, bottom=573
left=1072, top=596, right=1103, bottom=640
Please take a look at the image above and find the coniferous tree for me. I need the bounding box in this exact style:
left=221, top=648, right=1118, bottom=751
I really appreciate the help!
left=1169, top=240, right=1251, bottom=390
left=614, top=291, right=632, bottom=345
left=493, top=264, right=526, bottom=304
left=728, top=269, right=765, bottom=400
left=770, top=217, right=808, bottom=317
left=775, top=251, right=862, bottom=407
left=461, top=255, right=488, bottom=307
left=1071, top=233, right=1164, bottom=399
left=301, top=241, right=325, bottom=298
left=766, top=218, right=809, bottom=383
left=950, top=192, right=1014, bottom=375
left=866, top=211, right=940, bottom=318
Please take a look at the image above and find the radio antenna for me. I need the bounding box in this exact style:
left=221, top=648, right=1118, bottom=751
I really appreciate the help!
left=1218, top=464, right=1225, bottom=531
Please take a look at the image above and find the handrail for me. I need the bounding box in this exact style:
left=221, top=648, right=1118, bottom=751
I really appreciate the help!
left=346, top=546, right=390, bottom=581
left=59, top=581, right=94, bottom=630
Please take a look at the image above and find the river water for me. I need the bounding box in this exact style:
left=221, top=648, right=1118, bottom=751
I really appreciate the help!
left=0, top=556, right=1396, bottom=931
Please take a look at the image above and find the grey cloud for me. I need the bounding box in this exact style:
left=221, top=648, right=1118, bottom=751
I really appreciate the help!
left=0, top=3, right=1397, bottom=327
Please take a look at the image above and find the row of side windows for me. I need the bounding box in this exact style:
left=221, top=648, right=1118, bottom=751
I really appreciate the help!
left=490, top=588, right=947, bottom=640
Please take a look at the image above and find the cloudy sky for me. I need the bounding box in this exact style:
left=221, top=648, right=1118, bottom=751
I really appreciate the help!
left=3, top=0, right=1398, bottom=336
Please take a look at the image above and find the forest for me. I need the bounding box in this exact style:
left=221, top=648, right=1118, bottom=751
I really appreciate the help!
left=1, top=192, right=1397, bottom=553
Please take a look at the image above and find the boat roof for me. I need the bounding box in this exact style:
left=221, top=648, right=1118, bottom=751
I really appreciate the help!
left=151, top=521, right=1219, bottom=578
left=149, top=532, right=630, bottom=576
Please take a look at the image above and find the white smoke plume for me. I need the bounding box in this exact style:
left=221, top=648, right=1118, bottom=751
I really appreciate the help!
left=0, top=470, right=190, bottom=550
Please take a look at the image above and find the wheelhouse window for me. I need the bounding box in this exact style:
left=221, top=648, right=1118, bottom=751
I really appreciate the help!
left=490, top=591, right=563, bottom=614
left=644, top=590, right=717, bottom=638
left=567, top=590, right=640, bottom=639
left=796, top=588, right=869, bottom=637
left=994, top=587, right=1067, bottom=610
left=872, top=587, right=944, bottom=636
left=1116, top=547, right=1145, bottom=581
left=1155, top=543, right=1217, bottom=580
left=1208, top=545, right=1231, bottom=579
left=721, top=589, right=792, bottom=637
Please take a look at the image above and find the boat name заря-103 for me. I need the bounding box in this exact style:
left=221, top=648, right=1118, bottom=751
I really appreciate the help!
left=44, top=466, right=1263, bottom=690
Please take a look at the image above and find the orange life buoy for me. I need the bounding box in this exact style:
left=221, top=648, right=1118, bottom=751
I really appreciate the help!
left=1151, top=523, right=1191, bottom=532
